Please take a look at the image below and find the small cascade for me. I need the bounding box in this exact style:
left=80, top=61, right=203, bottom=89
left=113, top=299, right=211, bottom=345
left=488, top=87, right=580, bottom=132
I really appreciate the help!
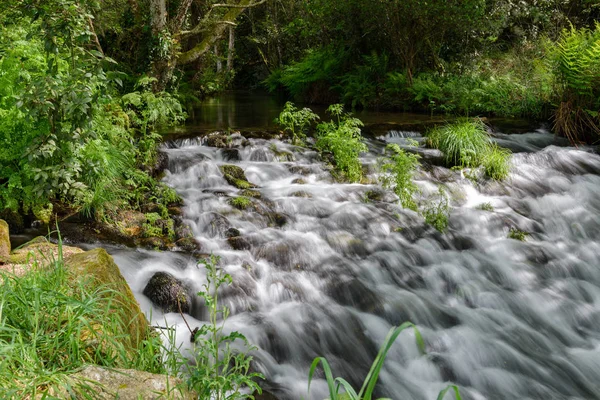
left=110, top=128, right=600, bottom=400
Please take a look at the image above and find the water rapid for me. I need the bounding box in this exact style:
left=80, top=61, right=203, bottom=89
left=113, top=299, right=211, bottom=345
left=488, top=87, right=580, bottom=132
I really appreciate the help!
left=111, top=128, right=600, bottom=400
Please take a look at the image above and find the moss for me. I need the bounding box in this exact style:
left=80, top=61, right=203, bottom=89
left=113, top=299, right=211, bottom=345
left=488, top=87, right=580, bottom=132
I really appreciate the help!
left=219, top=165, right=257, bottom=189
left=229, top=196, right=252, bottom=210
left=240, top=189, right=261, bottom=198
left=65, top=249, right=149, bottom=351
left=219, top=165, right=246, bottom=181
left=0, top=219, right=10, bottom=257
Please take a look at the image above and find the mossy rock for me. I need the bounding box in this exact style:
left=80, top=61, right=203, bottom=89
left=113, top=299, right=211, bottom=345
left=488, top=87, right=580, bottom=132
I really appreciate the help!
left=240, top=189, right=261, bottom=198
left=291, top=178, right=307, bottom=185
left=0, top=219, right=10, bottom=258
left=291, top=191, right=312, bottom=198
left=65, top=249, right=149, bottom=351
left=219, top=165, right=257, bottom=189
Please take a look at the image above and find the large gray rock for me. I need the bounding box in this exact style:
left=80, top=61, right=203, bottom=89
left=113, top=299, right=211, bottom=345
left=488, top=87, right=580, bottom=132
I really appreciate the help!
left=69, top=365, right=193, bottom=399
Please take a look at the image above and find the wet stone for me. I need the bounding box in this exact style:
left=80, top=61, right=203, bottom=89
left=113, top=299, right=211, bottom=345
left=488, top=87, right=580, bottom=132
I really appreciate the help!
left=225, top=227, right=241, bottom=238
left=228, top=236, right=251, bottom=251
left=291, top=178, right=307, bottom=184
left=142, top=272, right=191, bottom=313
left=221, top=148, right=241, bottom=161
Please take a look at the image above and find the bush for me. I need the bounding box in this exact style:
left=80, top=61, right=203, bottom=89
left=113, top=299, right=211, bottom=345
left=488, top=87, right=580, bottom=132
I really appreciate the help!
left=315, top=104, right=368, bottom=182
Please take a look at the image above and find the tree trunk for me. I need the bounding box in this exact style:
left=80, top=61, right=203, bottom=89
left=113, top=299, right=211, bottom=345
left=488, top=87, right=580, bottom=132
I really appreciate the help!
left=226, top=26, right=235, bottom=73
left=215, top=44, right=222, bottom=73
left=150, top=0, right=171, bottom=91
left=178, top=0, right=255, bottom=65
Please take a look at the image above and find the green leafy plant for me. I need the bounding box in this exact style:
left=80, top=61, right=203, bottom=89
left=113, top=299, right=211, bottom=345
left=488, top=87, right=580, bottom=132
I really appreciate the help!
left=188, top=255, right=264, bottom=399
left=423, top=188, right=450, bottom=233
left=315, top=104, right=368, bottom=182
left=477, top=202, right=494, bottom=211
left=275, top=101, right=320, bottom=145
left=308, top=322, right=461, bottom=400
left=508, top=227, right=528, bottom=241
left=378, top=143, right=421, bottom=211
left=550, top=23, right=600, bottom=143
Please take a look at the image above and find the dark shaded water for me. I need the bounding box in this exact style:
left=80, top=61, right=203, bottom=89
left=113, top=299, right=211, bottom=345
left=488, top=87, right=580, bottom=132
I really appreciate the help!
left=110, top=94, right=600, bottom=400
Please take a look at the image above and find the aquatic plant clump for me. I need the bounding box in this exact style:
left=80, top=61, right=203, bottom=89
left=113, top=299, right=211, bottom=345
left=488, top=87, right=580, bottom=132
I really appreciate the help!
left=426, top=119, right=511, bottom=180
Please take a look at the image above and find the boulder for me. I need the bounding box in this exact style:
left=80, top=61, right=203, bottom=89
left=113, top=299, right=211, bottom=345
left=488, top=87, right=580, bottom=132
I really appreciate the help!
left=65, top=249, right=149, bottom=350
left=143, top=271, right=191, bottom=314
left=0, top=219, right=10, bottom=258
left=221, top=148, right=241, bottom=161
left=68, top=365, right=193, bottom=399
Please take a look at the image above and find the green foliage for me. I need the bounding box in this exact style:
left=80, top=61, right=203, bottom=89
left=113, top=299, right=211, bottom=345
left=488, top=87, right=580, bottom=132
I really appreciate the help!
left=426, top=120, right=511, bottom=181
left=229, top=196, right=252, bottom=210
left=307, top=322, right=460, bottom=400
left=0, top=10, right=185, bottom=220
left=427, top=119, right=490, bottom=168
left=315, top=104, right=367, bottom=183
left=423, top=188, right=450, bottom=233
left=264, top=47, right=345, bottom=101
left=378, top=144, right=421, bottom=211
left=275, top=101, right=319, bottom=145
left=188, top=255, right=264, bottom=399
left=338, top=52, right=389, bottom=109
left=550, top=23, right=600, bottom=143
left=0, top=238, right=167, bottom=398
left=478, top=202, right=494, bottom=211
left=508, top=227, right=528, bottom=241
left=483, top=144, right=511, bottom=180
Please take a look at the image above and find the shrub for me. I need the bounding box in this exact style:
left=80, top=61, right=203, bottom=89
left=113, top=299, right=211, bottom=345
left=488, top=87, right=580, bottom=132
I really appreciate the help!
left=315, top=104, right=368, bottom=182
left=378, top=144, right=421, bottom=211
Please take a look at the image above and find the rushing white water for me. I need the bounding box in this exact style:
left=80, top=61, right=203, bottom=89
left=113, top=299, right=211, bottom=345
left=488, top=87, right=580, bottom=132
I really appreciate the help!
left=110, top=129, right=600, bottom=400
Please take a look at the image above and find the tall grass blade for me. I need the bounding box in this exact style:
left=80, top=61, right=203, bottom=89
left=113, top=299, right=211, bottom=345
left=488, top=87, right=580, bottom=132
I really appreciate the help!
left=436, top=384, right=462, bottom=400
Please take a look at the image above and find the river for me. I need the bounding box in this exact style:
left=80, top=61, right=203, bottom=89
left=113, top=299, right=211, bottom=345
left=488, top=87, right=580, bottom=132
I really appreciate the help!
left=112, top=93, right=600, bottom=400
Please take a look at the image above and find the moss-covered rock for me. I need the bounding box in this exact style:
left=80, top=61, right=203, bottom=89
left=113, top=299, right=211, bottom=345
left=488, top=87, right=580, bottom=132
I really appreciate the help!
left=0, top=219, right=10, bottom=258
left=227, top=236, right=251, bottom=251
left=291, top=178, right=307, bottom=185
left=143, top=272, right=191, bottom=314
left=68, top=365, right=193, bottom=399
left=219, top=164, right=257, bottom=189
left=240, top=189, right=261, bottom=198
left=65, top=249, right=149, bottom=351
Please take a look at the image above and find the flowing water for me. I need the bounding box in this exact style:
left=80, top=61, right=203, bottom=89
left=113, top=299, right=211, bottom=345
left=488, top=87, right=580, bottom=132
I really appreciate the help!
left=111, top=108, right=600, bottom=400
